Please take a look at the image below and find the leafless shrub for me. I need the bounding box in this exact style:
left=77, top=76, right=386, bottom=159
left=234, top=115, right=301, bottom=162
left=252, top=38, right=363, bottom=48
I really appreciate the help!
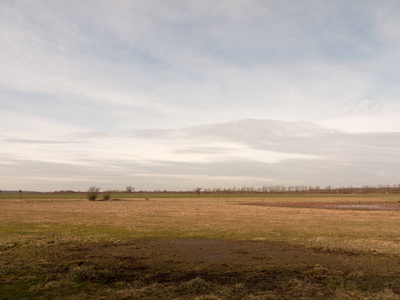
left=87, top=186, right=100, bottom=201
left=194, top=188, right=202, bottom=195
left=103, top=190, right=112, bottom=201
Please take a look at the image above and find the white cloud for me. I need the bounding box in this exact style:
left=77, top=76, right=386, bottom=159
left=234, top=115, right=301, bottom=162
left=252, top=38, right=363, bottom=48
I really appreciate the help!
left=317, top=112, right=400, bottom=133
left=1, top=1, right=398, bottom=129
left=2, top=1, right=400, bottom=190
left=1, top=119, right=400, bottom=191
left=0, top=109, right=79, bottom=135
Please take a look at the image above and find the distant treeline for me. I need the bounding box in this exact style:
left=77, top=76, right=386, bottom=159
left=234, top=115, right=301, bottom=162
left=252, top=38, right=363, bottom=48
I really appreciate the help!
left=199, top=185, right=400, bottom=195
left=48, top=184, right=400, bottom=195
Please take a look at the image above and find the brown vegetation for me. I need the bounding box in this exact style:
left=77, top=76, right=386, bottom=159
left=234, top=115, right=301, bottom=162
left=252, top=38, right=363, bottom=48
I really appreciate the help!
left=1, top=195, right=400, bottom=298
left=86, top=186, right=100, bottom=201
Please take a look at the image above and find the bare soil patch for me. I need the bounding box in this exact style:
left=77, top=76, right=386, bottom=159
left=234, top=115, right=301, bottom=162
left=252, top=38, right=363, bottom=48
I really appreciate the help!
left=3, top=239, right=400, bottom=299
left=94, top=239, right=399, bottom=278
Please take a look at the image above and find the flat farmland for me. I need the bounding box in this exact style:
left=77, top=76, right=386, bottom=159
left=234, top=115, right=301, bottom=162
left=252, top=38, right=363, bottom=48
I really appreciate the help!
left=1, top=194, right=400, bottom=299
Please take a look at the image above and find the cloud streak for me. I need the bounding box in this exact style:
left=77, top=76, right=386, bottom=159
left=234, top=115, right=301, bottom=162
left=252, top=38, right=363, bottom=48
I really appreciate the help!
left=1, top=119, right=400, bottom=191
left=1, top=1, right=400, bottom=190
left=2, top=1, right=400, bottom=130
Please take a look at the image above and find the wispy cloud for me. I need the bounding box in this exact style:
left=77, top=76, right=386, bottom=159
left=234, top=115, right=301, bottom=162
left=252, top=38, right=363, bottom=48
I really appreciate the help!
left=1, top=119, right=400, bottom=191
left=2, top=1, right=400, bottom=132
left=1, top=1, right=400, bottom=190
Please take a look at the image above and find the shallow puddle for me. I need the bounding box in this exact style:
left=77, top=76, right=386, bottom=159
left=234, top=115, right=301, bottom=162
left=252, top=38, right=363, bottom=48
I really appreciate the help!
left=318, top=203, right=400, bottom=210
left=248, top=202, right=400, bottom=210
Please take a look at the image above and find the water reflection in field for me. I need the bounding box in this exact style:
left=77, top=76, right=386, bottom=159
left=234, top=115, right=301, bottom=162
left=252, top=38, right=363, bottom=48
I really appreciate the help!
left=319, top=204, right=400, bottom=210
left=252, top=202, right=400, bottom=211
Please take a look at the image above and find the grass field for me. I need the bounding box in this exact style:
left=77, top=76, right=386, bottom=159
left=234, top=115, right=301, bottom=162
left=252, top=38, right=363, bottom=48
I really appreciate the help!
left=1, top=194, right=400, bottom=299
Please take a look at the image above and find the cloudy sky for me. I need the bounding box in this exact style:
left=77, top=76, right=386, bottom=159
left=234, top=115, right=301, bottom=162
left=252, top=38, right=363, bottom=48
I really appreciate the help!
left=1, top=0, right=400, bottom=191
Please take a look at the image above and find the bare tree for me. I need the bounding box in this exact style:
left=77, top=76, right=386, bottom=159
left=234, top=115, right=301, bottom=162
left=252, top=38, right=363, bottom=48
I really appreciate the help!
left=126, top=186, right=134, bottom=193
left=194, top=188, right=202, bottom=195
left=103, top=190, right=112, bottom=201
left=87, top=186, right=100, bottom=201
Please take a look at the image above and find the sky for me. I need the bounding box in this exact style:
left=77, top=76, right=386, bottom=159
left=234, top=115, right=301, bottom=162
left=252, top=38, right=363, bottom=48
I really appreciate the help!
left=1, top=0, right=400, bottom=191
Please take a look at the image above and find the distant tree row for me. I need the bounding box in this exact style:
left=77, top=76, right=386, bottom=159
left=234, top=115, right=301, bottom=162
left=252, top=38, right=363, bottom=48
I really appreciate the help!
left=200, top=184, right=400, bottom=195
left=51, top=184, right=400, bottom=196
left=54, top=186, right=135, bottom=194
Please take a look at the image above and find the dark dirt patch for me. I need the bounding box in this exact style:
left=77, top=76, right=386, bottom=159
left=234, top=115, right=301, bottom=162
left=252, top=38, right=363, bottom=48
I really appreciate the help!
left=2, top=239, right=400, bottom=299
left=77, top=239, right=400, bottom=285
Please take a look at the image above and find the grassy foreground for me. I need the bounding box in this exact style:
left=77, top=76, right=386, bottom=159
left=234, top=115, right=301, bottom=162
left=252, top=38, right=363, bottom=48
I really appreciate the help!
left=1, top=194, right=400, bottom=299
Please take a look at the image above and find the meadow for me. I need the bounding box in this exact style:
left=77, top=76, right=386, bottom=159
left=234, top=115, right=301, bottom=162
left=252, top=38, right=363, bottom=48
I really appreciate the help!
left=1, top=193, right=400, bottom=299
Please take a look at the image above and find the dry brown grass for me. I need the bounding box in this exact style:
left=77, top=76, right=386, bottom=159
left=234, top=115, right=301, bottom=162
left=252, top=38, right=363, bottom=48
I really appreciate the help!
left=1, top=195, right=400, bottom=253
left=2, top=195, right=400, bottom=299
